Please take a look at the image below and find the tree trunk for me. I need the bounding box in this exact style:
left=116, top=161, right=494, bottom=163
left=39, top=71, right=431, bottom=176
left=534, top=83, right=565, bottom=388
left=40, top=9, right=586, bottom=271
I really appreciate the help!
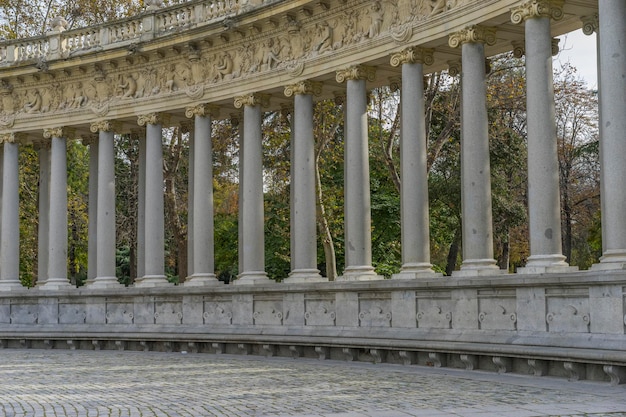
left=445, top=227, right=461, bottom=276
left=497, top=230, right=510, bottom=271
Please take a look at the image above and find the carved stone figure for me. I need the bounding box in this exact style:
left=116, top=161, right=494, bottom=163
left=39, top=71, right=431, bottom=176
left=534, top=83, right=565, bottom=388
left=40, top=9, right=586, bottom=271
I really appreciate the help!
left=369, top=1, right=384, bottom=38
left=216, top=52, right=233, bottom=80
left=118, top=73, right=138, bottom=98
left=23, top=89, right=42, bottom=113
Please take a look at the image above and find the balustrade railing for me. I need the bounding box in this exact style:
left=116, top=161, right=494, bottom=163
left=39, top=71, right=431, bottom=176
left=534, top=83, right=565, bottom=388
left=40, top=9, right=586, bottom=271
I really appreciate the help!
left=0, top=0, right=250, bottom=66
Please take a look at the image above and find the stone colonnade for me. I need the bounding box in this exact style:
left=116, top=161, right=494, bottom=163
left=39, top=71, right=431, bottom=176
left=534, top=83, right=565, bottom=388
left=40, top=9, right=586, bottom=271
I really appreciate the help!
left=0, top=1, right=623, bottom=289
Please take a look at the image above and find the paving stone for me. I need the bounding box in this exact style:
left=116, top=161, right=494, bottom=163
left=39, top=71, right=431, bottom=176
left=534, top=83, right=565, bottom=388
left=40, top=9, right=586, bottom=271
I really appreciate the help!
left=0, top=350, right=624, bottom=417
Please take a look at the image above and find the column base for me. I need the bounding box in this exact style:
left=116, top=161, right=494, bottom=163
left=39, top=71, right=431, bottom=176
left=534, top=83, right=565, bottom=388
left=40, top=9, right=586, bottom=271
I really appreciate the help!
left=134, top=275, right=172, bottom=287
left=0, top=281, right=25, bottom=291
left=591, top=250, right=626, bottom=270
left=184, top=273, right=221, bottom=287
left=233, top=271, right=272, bottom=285
left=337, top=265, right=384, bottom=281
left=452, top=259, right=503, bottom=277
left=283, top=269, right=327, bottom=283
left=85, top=277, right=122, bottom=288
left=392, top=263, right=441, bottom=280
left=38, top=278, right=72, bottom=290
left=517, top=254, right=577, bottom=274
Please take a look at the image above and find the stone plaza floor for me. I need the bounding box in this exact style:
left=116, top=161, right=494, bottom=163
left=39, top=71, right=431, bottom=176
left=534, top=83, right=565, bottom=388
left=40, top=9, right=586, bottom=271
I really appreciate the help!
left=0, top=349, right=625, bottom=417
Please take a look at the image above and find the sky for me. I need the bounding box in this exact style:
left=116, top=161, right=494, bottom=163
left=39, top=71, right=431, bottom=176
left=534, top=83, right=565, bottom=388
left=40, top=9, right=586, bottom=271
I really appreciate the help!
left=556, top=28, right=598, bottom=88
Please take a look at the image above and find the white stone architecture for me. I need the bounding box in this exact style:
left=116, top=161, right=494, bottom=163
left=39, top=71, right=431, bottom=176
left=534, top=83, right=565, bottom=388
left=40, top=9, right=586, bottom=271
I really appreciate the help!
left=0, top=0, right=624, bottom=384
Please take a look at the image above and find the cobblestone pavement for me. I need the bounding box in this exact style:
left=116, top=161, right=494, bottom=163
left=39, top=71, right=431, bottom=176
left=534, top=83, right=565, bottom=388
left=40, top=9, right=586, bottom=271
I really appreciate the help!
left=0, top=349, right=625, bottom=417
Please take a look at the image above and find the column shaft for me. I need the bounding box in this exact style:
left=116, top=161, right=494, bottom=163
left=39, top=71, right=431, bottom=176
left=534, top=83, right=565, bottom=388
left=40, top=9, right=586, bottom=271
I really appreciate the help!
left=137, top=133, right=146, bottom=281
left=87, top=140, right=97, bottom=282
left=43, top=135, right=71, bottom=288
left=596, top=0, right=626, bottom=267
left=520, top=16, right=570, bottom=272
left=38, top=144, right=51, bottom=284
left=396, top=61, right=437, bottom=278
left=0, top=140, right=22, bottom=289
left=186, top=113, right=219, bottom=285
left=137, top=123, right=168, bottom=286
left=286, top=93, right=324, bottom=282
left=236, top=102, right=269, bottom=284
left=456, top=42, right=498, bottom=275
left=341, top=77, right=380, bottom=280
left=89, top=129, right=119, bottom=286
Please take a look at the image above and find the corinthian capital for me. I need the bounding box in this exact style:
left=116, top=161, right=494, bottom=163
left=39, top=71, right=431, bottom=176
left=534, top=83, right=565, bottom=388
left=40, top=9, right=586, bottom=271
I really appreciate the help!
left=448, top=26, right=497, bottom=48
left=284, top=80, right=323, bottom=97
left=43, top=127, right=67, bottom=139
left=89, top=120, right=118, bottom=133
left=335, top=65, right=376, bottom=83
left=510, top=0, right=564, bottom=24
left=233, top=93, right=270, bottom=109
left=0, top=133, right=16, bottom=144
left=390, top=47, right=435, bottom=67
left=185, top=104, right=220, bottom=119
left=137, top=113, right=165, bottom=126
left=581, top=14, right=599, bottom=36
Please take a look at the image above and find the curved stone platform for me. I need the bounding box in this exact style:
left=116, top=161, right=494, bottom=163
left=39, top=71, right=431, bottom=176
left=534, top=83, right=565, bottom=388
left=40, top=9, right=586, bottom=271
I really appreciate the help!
left=1, top=349, right=625, bottom=417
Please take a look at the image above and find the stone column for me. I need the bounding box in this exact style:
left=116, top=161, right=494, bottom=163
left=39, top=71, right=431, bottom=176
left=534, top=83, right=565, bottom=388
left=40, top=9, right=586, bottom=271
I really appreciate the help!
left=0, top=134, right=23, bottom=290
left=136, top=130, right=146, bottom=281
left=592, top=2, right=626, bottom=269
left=283, top=81, right=326, bottom=283
left=511, top=1, right=574, bottom=273
left=37, top=140, right=51, bottom=284
left=136, top=114, right=169, bottom=286
left=87, top=121, right=120, bottom=287
left=84, top=136, right=97, bottom=283
left=233, top=94, right=271, bottom=285
left=185, top=105, right=220, bottom=286
left=390, top=47, right=440, bottom=279
left=185, top=121, right=195, bottom=279
left=336, top=66, right=383, bottom=281
left=40, top=128, right=72, bottom=289
left=448, top=26, right=500, bottom=276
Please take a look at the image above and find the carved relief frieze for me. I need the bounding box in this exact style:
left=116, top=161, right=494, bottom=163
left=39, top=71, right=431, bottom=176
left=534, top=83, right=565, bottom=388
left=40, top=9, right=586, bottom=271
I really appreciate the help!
left=203, top=300, right=233, bottom=325
left=0, top=0, right=482, bottom=128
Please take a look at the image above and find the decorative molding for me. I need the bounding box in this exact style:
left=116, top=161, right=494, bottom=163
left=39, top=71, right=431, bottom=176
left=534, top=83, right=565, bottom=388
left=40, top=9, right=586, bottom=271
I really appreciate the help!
left=335, top=65, right=376, bottom=83
left=89, top=120, right=118, bottom=133
left=390, top=47, right=435, bottom=67
left=510, top=0, right=565, bottom=25
left=185, top=104, right=220, bottom=119
left=233, top=93, right=270, bottom=109
left=448, top=25, right=497, bottom=48
left=284, top=80, right=323, bottom=97
left=581, top=14, right=599, bottom=36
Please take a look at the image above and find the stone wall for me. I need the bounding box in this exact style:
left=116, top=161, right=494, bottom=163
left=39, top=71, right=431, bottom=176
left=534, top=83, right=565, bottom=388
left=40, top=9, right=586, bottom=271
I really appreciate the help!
left=2, top=272, right=625, bottom=384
